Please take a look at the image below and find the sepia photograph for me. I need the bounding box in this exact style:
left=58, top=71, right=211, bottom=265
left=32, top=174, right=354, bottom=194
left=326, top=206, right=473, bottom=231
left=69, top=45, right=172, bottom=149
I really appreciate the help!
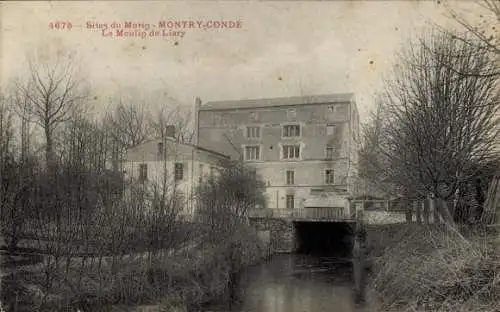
left=0, top=1, right=499, bottom=311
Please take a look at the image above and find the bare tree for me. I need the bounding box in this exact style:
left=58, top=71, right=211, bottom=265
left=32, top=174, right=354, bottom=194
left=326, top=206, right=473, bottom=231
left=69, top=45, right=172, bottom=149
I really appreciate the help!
left=366, top=30, right=499, bottom=225
left=0, top=94, right=15, bottom=243
left=104, top=100, right=152, bottom=170
left=0, top=94, right=14, bottom=165
left=9, top=86, right=34, bottom=159
left=446, top=0, right=500, bottom=56
left=150, top=105, right=194, bottom=143
left=60, top=115, right=108, bottom=173
left=358, top=96, right=384, bottom=182
left=17, top=48, right=89, bottom=167
left=106, top=100, right=152, bottom=148
left=195, top=162, right=266, bottom=241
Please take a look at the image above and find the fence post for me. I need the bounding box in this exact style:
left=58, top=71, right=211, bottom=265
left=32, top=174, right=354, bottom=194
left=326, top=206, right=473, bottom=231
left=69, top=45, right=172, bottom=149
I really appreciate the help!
left=431, top=197, right=440, bottom=224
left=346, top=197, right=352, bottom=219
left=405, top=199, right=412, bottom=224
left=415, top=200, right=422, bottom=225
left=423, top=198, right=430, bottom=224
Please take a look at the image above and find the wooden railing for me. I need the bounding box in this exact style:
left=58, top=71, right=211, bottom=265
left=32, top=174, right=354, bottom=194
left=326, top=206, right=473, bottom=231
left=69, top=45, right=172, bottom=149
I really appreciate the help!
left=247, top=198, right=457, bottom=224
left=247, top=207, right=346, bottom=221
left=349, top=198, right=441, bottom=224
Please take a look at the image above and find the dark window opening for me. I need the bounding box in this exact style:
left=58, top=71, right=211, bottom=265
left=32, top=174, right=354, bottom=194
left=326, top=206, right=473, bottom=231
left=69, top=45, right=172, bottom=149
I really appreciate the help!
left=139, top=164, right=148, bottom=181
left=325, top=169, right=334, bottom=184
left=283, top=124, right=300, bottom=137
left=286, top=194, right=295, bottom=209
left=286, top=170, right=295, bottom=185
left=283, top=145, right=300, bottom=159
left=175, top=163, right=184, bottom=181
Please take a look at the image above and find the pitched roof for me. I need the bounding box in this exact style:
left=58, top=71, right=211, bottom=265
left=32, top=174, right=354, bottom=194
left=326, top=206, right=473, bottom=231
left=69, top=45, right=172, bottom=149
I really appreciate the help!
left=199, top=93, right=355, bottom=111
left=126, top=137, right=230, bottom=160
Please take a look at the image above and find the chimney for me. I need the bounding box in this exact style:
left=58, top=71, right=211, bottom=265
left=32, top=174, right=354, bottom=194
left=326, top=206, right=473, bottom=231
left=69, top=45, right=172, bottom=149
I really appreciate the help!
left=194, top=97, right=202, bottom=145
left=165, top=125, right=176, bottom=138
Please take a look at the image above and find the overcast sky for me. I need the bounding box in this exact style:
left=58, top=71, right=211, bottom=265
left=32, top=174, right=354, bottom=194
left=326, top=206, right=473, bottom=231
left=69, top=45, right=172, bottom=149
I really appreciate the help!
left=1, top=1, right=483, bottom=122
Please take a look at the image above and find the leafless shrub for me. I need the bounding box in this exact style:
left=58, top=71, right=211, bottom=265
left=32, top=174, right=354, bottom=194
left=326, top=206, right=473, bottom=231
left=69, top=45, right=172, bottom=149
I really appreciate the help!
left=195, top=162, right=266, bottom=243
left=369, top=225, right=500, bottom=312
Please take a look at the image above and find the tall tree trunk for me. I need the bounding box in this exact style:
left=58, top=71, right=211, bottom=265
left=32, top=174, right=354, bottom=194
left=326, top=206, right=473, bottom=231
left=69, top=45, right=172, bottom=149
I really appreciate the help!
left=474, top=177, right=485, bottom=222
left=45, top=123, right=54, bottom=170
left=436, top=197, right=456, bottom=226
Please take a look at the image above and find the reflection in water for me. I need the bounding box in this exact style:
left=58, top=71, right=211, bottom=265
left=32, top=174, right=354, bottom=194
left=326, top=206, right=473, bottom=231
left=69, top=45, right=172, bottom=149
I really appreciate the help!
left=207, top=254, right=373, bottom=312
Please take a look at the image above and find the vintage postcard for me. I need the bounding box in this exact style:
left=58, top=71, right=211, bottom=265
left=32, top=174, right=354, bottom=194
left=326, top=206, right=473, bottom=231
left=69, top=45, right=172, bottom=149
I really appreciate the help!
left=1, top=1, right=499, bottom=311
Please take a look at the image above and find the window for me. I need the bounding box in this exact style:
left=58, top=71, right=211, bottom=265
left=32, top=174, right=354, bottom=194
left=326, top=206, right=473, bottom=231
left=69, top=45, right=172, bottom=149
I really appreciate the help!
left=157, top=142, right=165, bottom=157
left=245, top=146, right=260, bottom=160
left=175, top=163, right=184, bottom=181
left=246, top=126, right=261, bottom=139
left=138, top=164, right=148, bottom=181
left=283, top=145, right=300, bottom=159
left=325, top=169, right=335, bottom=184
left=311, top=188, right=325, bottom=195
left=326, top=125, right=336, bottom=136
left=326, top=147, right=335, bottom=159
left=176, top=191, right=185, bottom=207
left=282, top=124, right=300, bottom=137
left=286, top=170, right=295, bottom=185
left=248, top=168, right=257, bottom=180
left=287, top=108, right=296, bottom=119
left=328, top=105, right=334, bottom=113
left=199, top=164, right=204, bottom=183
left=286, top=195, right=295, bottom=209
left=250, top=112, right=256, bottom=120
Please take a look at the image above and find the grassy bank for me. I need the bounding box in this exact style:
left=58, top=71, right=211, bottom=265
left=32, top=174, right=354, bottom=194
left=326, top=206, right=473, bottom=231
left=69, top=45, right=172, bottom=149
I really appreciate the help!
left=1, top=223, right=266, bottom=312
left=367, top=224, right=499, bottom=312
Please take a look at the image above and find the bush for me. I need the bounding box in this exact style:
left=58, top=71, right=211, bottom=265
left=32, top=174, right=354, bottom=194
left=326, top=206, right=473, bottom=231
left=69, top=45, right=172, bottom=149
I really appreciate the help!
left=369, top=225, right=500, bottom=312
left=1, top=222, right=265, bottom=311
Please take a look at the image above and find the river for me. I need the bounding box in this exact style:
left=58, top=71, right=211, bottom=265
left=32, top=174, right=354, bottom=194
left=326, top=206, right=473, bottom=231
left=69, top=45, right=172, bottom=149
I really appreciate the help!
left=205, top=254, right=375, bottom=312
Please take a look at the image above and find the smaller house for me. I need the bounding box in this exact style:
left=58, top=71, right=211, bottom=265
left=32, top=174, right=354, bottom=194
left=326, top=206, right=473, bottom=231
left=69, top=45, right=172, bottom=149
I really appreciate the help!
left=123, top=133, right=230, bottom=217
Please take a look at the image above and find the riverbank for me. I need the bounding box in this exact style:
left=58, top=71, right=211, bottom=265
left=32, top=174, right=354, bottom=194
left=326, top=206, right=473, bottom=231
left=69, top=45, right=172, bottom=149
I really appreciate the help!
left=1, top=223, right=267, bottom=312
left=367, top=224, right=500, bottom=312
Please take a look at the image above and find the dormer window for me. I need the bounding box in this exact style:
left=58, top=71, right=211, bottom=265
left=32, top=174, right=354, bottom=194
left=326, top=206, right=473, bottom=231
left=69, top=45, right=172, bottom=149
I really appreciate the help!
left=287, top=108, right=296, bottom=119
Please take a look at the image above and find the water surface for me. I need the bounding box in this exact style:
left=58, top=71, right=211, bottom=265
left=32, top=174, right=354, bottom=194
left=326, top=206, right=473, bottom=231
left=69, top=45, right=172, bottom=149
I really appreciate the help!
left=207, top=254, right=374, bottom=312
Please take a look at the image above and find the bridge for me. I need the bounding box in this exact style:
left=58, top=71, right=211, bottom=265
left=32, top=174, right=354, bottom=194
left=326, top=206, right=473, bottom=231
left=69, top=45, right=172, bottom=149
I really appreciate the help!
left=247, top=199, right=442, bottom=254
left=248, top=198, right=442, bottom=224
